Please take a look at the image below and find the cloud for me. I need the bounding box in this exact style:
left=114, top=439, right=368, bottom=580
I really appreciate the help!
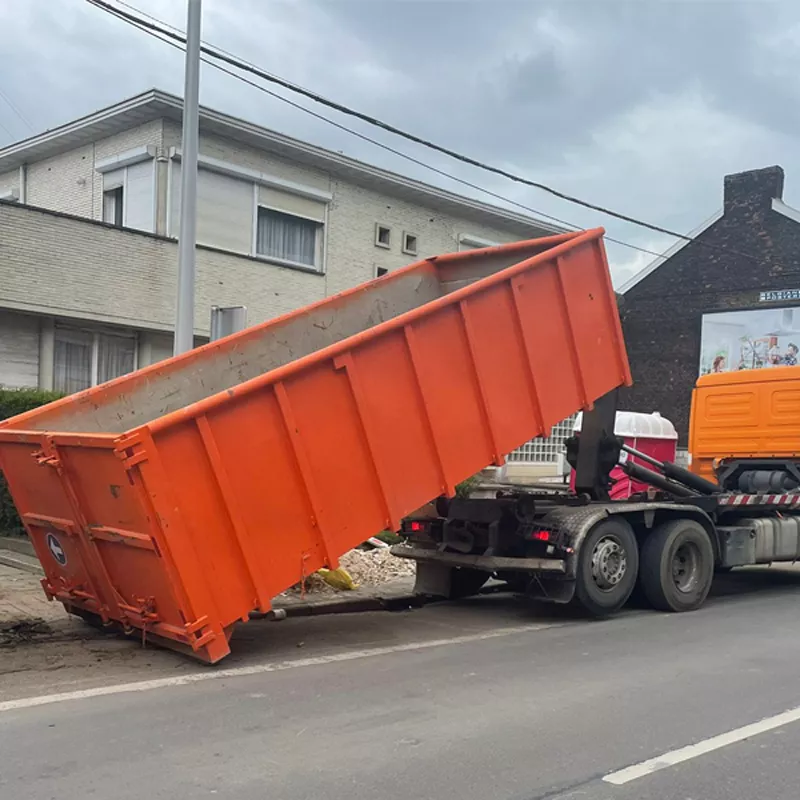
left=2, top=0, right=800, bottom=286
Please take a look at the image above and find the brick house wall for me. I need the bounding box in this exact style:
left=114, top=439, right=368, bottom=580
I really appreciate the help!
left=619, top=166, right=800, bottom=443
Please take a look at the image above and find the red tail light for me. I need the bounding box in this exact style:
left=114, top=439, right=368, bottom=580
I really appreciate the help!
left=410, top=521, right=424, bottom=532
left=532, top=530, right=550, bottom=541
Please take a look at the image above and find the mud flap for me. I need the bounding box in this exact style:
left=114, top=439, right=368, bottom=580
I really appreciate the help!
left=525, top=575, right=576, bottom=604
left=413, top=561, right=455, bottom=597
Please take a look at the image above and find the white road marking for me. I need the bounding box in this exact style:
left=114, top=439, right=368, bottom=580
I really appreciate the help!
left=0, top=622, right=554, bottom=714
left=604, top=705, right=800, bottom=785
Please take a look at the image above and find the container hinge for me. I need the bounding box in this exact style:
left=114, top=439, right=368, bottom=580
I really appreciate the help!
left=115, top=447, right=148, bottom=471
left=32, top=450, right=61, bottom=470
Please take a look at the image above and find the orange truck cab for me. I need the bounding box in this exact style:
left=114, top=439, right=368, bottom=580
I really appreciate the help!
left=689, top=366, right=800, bottom=492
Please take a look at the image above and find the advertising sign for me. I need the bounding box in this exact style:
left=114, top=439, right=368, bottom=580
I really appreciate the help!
left=699, top=306, right=800, bottom=376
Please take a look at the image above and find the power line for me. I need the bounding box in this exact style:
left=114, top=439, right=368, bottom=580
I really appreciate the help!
left=86, top=0, right=680, bottom=267
left=108, top=2, right=678, bottom=259
left=86, top=0, right=764, bottom=269
left=0, top=87, right=34, bottom=134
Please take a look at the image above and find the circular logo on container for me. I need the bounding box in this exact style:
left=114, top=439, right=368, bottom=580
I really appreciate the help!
left=46, top=533, right=67, bottom=566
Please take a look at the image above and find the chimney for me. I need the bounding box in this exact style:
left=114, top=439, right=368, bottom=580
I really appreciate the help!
left=723, top=165, right=784, bottom=214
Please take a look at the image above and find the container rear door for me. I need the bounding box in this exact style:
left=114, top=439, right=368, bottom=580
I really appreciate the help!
left=51, top=438, right=192, bottom=638
left=0, top=435, right=108, bottom=616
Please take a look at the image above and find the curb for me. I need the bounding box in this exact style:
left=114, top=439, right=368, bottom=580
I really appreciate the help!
left=252, top=581, right=506, bottom=621
left=0, top=551, right=44, bottom=576
left=252, top=592, right=425, bottom=620
left=0, top=537, right=36, bottom=558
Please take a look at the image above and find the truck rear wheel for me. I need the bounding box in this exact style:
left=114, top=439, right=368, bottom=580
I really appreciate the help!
left=640, top=519, right=714, bottom=612
left=575, top=518, right=638, bottom=616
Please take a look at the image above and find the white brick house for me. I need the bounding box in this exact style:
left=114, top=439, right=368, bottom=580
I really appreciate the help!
left=0, top=88, right=563, bottom=395
left=0, top=89, right=569, bottom=477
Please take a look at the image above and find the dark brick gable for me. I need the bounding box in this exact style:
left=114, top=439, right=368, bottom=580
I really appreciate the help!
left=619, top=166, right=800, bottom=443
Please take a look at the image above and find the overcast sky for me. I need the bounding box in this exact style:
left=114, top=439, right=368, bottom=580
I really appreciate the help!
left=1, top=0, right=798, bottom=285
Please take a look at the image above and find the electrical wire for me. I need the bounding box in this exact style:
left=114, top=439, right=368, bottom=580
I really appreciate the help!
left=0, top=87, right=34, bottom=134
left=108, top=1, right=686, bottom=262
left=86, top=0, right=767, bottom=268
left=86, top=0, right=689, bottom=268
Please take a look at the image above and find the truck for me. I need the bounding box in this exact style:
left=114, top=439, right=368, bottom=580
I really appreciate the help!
left=395, top=358, right=800, bottom=616
left=0, top=228, right=626, bottom=662
left=2, top=226, right=796, bottom=662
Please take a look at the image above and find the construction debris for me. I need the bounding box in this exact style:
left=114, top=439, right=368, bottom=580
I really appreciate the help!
left=285, top=547, right=415, bottom=596
left=0, top=619, right=53, bottom=647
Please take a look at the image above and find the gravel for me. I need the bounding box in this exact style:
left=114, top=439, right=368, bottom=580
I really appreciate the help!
left=286, top=547, right=416, bottom=595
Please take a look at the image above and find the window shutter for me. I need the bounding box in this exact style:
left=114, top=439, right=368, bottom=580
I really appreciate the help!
left=171, top=166, right=253, bottom=253
left=258, top=185, right=326, bottom=222
left=124, top=160, right=155, bottom=232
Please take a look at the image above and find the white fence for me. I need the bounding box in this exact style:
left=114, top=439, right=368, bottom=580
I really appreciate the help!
left=507, top=415, right=576, bottom=466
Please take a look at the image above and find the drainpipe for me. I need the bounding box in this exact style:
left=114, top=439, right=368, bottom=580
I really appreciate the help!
left=155, top=150, right=169, bottom=236
left=18, top=163, right=27, bottom=204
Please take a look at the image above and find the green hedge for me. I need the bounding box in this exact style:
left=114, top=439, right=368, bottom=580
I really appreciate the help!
left=0, top=388, right=63, bottom=536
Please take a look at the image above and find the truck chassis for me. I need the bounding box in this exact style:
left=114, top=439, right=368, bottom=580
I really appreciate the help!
left=393, top=391, right=800, bottom=617
left=393, top=489, right=800, bottom=615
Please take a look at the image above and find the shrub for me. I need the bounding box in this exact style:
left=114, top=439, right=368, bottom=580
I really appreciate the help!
left=455, top=474, right=481, bottom=497
left=375, top=530, right=403, bottom=545
left=0, top=388, right=63, bottom=536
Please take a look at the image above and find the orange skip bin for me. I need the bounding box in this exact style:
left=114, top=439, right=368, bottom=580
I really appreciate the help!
left=0, top=228, right=630, bottom=662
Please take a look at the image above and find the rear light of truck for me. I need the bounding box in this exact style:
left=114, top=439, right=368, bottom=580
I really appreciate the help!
left=532, top=530, right=550, bottom=541
left=403, top=519, right=429, bottom=534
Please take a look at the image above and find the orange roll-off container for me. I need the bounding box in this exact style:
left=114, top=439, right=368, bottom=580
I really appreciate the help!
left=0, top=228, right=630, bottom=662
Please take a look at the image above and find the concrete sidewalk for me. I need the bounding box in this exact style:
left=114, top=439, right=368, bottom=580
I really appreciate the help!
left=0, top=562, right=86, bottom=646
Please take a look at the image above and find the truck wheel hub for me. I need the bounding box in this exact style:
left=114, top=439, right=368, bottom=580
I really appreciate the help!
left=591, top=537, right=627, bottom=590
left=672, top=542, right=701, bottom=593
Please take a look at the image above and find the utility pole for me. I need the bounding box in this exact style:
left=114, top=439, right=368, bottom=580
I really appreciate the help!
left=174, top=0, right=202, bottom=355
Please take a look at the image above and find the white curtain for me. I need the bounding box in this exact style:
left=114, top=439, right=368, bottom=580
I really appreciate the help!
left=53, top=331, right=92, bottom=394
left=257, top=208, right=318, bottom=266
left=97, top=334, right=135, bottom=384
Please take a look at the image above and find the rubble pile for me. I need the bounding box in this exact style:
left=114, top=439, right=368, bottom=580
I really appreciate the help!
left=286, top=547, right=415, bottom=595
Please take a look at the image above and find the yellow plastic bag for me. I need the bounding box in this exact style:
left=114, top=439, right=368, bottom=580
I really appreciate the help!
left=317, top=567, right=358, bottom=591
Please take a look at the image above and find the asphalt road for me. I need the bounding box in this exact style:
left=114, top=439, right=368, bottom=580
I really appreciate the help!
left=3, top=567, right=800, bottom=800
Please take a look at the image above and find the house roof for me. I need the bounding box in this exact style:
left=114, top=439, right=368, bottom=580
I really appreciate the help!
left=618, top=210, right=724, bottom=294
left=0, top=89, right=563, bottom=236
left=620, top=168, right=800, bottom=294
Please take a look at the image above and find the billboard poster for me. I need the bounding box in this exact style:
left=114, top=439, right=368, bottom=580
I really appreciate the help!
left=699, top=307, right=800, bottom=376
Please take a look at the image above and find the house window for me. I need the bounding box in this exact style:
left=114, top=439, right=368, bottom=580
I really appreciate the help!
left=376, top=266, right=389, bottom=277
left=402, top=232, right=418, bottom=256
left=256, top=207, right=323, bottom=269
left=53, top=329, right=92, bottom=395
left=375, top=224, right=391, bottom=249
left=102, top=186, right=124, bottom=227
left=53, top=326, right=137, bottom=394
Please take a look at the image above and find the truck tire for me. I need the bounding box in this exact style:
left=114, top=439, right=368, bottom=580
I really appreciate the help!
left=640, top=519, right=714, bottom=612
left=575, top=518, right=639, bottom=617
left=448, top=567, right=491, bottom=599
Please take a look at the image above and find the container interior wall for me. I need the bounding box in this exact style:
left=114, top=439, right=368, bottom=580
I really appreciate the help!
left=11, top=242, right=552, bottom=435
